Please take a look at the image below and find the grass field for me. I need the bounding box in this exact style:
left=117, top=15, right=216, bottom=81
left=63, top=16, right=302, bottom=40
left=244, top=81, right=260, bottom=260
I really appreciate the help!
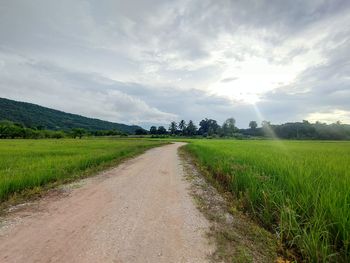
left=1, top=138, right=349, bottom=261
left=0, top=138, right=165, bottom=202
left=185, top=140, right=350, bottom=262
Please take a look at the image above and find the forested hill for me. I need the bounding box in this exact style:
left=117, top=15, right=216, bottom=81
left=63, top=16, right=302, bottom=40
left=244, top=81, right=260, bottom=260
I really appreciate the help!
left=0, top=97, right=141, bottom=134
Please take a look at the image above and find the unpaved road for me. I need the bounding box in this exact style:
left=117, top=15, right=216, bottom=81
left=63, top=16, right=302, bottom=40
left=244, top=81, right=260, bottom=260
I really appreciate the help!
left=0, top=143, right=212, bottom=263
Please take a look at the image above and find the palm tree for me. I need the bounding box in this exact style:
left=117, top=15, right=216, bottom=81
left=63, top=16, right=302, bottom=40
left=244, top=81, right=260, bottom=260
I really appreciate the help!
left=169, top=121, right=177, bottom=135
left=178, top=120, right=186, bottom=135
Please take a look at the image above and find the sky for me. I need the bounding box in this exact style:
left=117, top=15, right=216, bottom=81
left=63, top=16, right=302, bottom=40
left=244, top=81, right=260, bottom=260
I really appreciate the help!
left=0, top=0, right=349, bottom=128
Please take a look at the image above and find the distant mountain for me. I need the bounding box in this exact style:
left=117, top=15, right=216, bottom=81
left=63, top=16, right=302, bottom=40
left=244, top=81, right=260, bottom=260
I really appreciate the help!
left=0, top=97, right=142, bottom=134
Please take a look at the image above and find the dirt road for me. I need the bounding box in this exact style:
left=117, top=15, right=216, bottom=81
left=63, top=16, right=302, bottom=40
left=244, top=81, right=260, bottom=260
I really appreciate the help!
left=0, top=143, right=212, bottom=263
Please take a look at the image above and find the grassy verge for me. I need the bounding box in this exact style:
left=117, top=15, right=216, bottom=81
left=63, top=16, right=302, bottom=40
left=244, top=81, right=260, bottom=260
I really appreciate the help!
left=180, top=147, right=279, bottom=263
left=0, top=138, right=166, bottom=205
left=184, top=140, right=350, bottom=262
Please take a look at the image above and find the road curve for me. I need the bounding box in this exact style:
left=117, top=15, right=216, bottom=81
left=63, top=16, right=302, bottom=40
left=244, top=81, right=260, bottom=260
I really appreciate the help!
left=0, top=142, right=212, bottom=263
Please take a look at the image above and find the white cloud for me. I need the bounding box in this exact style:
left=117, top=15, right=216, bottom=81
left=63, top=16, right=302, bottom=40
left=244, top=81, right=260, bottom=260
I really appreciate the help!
left=307, top=110, right=350, bottom=124
left=0, top=51, right=176, bottom=125
left=0, top=0, right=350, bottom=127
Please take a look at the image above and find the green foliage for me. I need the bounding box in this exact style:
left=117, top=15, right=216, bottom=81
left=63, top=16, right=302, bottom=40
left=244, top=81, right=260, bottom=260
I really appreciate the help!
left=148, top=126, right=168, bottom=135
left=249, top=121, right=258, bottom=130
left=71, top=128, right=86, bottom=139
left=169, top=121, right=177, bottom=135
left=91, top=129, right=125, bottom=136
left=241, top=121, right=350, bottom=140
left=186, top=120, right=197, bottom=136
left=0, top=121, right=67, bottom=139
left=198, top=118, right=219, bottom=136
left=221, top=118, right=237, bottom=137
left=167, top=118, right=350, bottom=140
left=178, top=120, right=186, bottom=135
left=0, top=139, right=165, bottom=201
left=157, top=126, right=167, bottom=135
left=0, top=121, right=130, bottom=139
left=186, top=140, right=350, bottom=262
left=149, top=126, right=157, bottom=135
left=134, top=128, right=148, bottom=135
left=0, top=97, right=141, bottom=134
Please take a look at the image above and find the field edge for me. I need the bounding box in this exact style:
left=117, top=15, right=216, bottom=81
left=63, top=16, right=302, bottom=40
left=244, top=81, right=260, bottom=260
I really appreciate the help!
left=0, top=140, right=167, bottom=213
left=179, top=145, right=284, bottom=263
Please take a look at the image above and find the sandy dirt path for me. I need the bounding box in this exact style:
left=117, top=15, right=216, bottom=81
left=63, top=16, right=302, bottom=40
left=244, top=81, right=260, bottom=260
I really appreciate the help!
left=0, top=142, right=213, bottom=263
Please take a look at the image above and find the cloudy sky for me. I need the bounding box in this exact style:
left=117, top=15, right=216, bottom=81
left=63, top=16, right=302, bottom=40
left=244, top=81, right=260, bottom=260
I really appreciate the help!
left=1, top=0, right=349, bottom=128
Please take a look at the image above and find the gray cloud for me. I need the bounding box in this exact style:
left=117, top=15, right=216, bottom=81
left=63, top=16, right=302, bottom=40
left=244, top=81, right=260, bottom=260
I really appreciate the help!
left=1, top=0, right=350, bottom=128
left=257, top=34, right=350, bottom=123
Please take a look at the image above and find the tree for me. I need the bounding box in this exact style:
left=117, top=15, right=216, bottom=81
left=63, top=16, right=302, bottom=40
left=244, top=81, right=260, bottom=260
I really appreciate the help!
left=71, top=128, right=85, bottom=139
left=0, top=121, right=23, bottom=138
left=150, top=126, right=157, bottom=135
left=50, top=131, right=65, bottom=139
left=169, top=121, right=177, bottom=135
left=216, top=126, right=224, bottom=137
left=178, top=120, right=186, bottom=135
left=249, top=121, right=258, bottom=130
left=261, top=121, right=273, bottom=137
left=222, top=118, right=236, bottom=136
left=198, top=118, right=219, bottom=136
left=261, top=120, right=271, bottom=128
left=135, top=128, right=148, bottom=135
left=208, top=126, right=215, bottom=136
left=186, top=120, right=197, bottom=136
left=157, top=126, right=167, bottom=135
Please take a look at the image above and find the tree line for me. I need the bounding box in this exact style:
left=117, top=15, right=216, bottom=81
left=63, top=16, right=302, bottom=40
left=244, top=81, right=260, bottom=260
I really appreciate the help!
left=256, top=120, right=350, bottom=140
left=0, top=121, right=127, bottom=139
left=149, top=118, right=239, bottom=137
left=2, top=118, right=349, bottom=140
left=147, top=118, right=350, bottom=140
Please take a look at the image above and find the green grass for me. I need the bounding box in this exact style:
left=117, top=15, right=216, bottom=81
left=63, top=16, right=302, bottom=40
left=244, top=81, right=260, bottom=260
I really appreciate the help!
left=0, top=138, right=165, bottom=202
left=185, top=140, right=350, bottom=262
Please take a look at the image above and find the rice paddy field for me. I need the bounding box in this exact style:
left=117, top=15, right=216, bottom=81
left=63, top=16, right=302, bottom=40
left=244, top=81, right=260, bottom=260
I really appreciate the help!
left=1, top=138, right=349, bottom=261
left=0, top=138, right=165, bottom=202
left=185, top=140, right=350, bottom=262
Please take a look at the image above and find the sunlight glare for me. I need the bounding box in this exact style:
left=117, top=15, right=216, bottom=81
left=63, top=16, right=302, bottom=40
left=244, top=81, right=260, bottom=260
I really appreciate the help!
left=209, top=57, right=297, bottom=104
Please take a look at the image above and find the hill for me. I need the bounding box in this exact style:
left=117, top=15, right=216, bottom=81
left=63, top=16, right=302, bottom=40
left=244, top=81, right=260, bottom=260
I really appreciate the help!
left=0, top=97, right=141, bottom=134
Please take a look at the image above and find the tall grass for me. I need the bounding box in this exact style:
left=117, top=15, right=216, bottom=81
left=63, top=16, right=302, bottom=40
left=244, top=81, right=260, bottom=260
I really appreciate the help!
left=186, top=140, right=350, bottom=262
left=0, top=138, right=165, bottom=201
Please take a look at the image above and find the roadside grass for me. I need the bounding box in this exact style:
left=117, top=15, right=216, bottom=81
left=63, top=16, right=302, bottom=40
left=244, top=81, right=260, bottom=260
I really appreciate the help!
left=185, top=140, right=350, bottom=262
left=180, top=147, right=278, bottom=263
left=0, top=138, right=166, bottom=204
